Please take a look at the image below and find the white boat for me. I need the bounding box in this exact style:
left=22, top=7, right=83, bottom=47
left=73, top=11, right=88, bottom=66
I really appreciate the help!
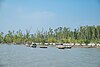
left=25, top=43, right=30, bottom=47
left=56, top=44, right=66, bottom=49
left=30, top=42, right=37, bottom=48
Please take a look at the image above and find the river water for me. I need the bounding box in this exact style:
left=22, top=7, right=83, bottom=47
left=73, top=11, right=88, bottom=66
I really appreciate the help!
left=0, top=44, right=100, bottom=67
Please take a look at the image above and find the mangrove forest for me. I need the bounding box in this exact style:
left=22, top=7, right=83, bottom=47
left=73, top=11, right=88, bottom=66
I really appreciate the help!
left=0, top=25, right=100, bottom=44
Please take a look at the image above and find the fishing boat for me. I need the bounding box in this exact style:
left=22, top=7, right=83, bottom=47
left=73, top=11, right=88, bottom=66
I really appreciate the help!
left=40, top=46, right=48, bottom=48
left=30, top=44, right=37, bottom=48
left=65, top=45, right=72, bottom=49
left=56, top=44, right=66, bottom=49
left=25, top=43, right=30, bottom=47
left=63, top=43, right=72, bottom=49
left=30, top=42, right=37, bottom=48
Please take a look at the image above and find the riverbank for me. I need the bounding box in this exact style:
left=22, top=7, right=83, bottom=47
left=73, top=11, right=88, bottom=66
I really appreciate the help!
left=0, top=43, right=100, bottom=48
left=72, top=45, right=100, bottom=48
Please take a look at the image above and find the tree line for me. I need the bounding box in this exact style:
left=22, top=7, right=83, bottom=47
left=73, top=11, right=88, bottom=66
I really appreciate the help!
left=0, top=25, right=100, bottom=44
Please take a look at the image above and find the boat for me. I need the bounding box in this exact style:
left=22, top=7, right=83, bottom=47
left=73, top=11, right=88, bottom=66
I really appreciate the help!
left=40, top=46, right=48, bottom=48
left=56, top=44, right=66, bottom=49
left=63, top=43, right=72, bottom=49
left=65, top=46, right=72, bottom=49
left=25, top=42, right=32, bottom=47
left=30, top=43, right=37, bottom=48
left=25, top=43, right=30, bottom=47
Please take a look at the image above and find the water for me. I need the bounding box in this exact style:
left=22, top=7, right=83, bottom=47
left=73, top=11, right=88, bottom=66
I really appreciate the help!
left=0, top=44, right=100, bottom=67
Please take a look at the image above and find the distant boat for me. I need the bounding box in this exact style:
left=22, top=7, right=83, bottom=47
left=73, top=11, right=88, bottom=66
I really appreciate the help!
left=63, top=43, right=72, bottom=49
left=30, top=43, right=37, bottom=48
left=25, top=43, right=30, bottom=47
left=56, top=44, right=66, bottom=49
left=40, top=46, right=48, bottom=48
left=65, top=46, right=72, bottom=49
left=56, top=44, right=72, bottom=49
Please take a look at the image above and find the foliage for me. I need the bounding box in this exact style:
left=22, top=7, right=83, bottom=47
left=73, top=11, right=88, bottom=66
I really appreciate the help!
left=0, top=25, right=100, bottom=44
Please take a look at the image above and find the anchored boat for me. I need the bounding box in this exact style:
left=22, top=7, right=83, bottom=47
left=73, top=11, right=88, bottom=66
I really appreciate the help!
left=56, top=44, right=66, bottom=49
left=56, top=43, right=72, bottom=49
left=65, top=46, right=72, bottom=49
left=40, top=46, right=48, bottom=48
left=30, top=42, right=37, bottom=48
left=30, top=43, right=37, bottom=48
left=25, top=43, right=30, bottom=47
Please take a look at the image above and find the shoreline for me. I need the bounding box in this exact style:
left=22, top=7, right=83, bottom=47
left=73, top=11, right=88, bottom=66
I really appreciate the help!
left=0, top=43, right=100, bottom=48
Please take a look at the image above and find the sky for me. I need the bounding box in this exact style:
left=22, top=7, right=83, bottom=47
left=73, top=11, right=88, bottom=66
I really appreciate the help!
left=0, top=0, right=100, bottom=33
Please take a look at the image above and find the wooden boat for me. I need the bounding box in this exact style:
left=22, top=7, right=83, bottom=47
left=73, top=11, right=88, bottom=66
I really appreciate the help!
left=25, top=43, right=30, bottom=47
left=56, top=45, right=66, bottom=49
left=63, top=43, right=72, bottom=49
left=58, top=47, right=65, bottom=49
left=30, top=44, right=37, bottom=48
left=65, top=46, right=72, bottom=49
left=40, top=46, right=48, bottom=48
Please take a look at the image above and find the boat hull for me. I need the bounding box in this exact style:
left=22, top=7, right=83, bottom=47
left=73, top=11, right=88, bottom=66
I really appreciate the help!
left=56, top=45, right=66, bottom=49
left=40, top=46, right=47, bottom=48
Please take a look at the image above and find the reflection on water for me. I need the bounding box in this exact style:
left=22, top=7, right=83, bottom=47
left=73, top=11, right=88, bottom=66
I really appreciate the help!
left=0, top=44, right=100, bottom=67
